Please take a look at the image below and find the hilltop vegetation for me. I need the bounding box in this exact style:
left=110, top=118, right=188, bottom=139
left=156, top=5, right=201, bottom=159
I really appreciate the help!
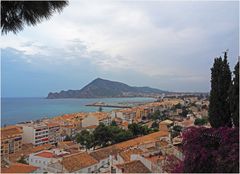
left=47, top=78, right=167, bottom=99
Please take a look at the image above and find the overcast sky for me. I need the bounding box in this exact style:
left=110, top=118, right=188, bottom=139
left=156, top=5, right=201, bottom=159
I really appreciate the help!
left=1, top=0, right=239, bottom=97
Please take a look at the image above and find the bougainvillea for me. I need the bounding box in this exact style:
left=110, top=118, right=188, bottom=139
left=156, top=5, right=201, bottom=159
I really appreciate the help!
left=174, top=127, right=239, bottom=173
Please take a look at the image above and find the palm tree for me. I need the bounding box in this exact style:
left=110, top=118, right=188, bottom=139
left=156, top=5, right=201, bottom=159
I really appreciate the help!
left=1, top=1, right=68, bottom=34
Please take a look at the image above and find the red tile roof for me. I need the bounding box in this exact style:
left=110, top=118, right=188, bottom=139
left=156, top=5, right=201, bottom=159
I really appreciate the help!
left=62, top=152, right=98, bottom=172
left=1, top=163, right=38, bottom=173
left=35, top=151, right=54, bottom=158
left=116, top=160, right=151, bottom=173
left=1, top=126, right=22, bottom=140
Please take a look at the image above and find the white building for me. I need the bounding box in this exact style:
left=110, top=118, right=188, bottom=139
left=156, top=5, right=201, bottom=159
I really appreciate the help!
left=20, top=122, right=49, bottom=146
left=45, top=122, right=61, bottom=145
left=29, top=149, right=70, bottom=172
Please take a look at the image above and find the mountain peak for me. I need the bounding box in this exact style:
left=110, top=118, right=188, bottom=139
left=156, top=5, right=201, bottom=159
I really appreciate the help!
left=94, top=77, right=103, bottom=81
left=47, top=78, right=167, bottom=99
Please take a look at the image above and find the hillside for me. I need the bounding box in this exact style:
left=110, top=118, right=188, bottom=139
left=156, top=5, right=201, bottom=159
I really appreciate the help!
left=46, top=78, right=168, bottom=99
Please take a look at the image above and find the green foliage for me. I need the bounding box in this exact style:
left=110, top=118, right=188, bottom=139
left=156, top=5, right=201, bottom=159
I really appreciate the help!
left=181, top=107, right=189, bottom=117
left=128, top=123, right=154, bottom=136
left=111, top=129, right=133, bottom=143
left=76, top=130, right=94, bottom=150
left=151, top=121, right=159, bottom=129
left=174, top=103, right=182, bottom=109
left=194, top=118, right=208, bottom=126
left=75, top=122, right=157, bottom=149
left=1, top=1, right=68, bottom=34
left=128, top=123, right=142, bottom=136
left=110, top=120, right=117, bottom=126
left=152, top=110, right=161, bottom=120
left=172, top=125, right=183, bottom=132
left=151, top=110, right=162, bottom=120
left=17, top=156, right=27, bottom=164
left=171, top=125, right=183, bottom=139
left=230, top=61, right=239, bottom=127
left=171, top=130, right=180, bottom=139
left=209, top=52, right=232, bottom=128
left=93, top=123, right=112, bottom=147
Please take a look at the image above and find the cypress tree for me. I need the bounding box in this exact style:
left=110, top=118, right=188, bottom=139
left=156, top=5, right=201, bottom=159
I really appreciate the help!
left=209, top=52, right=232, bottom=128
left=230, top=61, right=239, bottom=127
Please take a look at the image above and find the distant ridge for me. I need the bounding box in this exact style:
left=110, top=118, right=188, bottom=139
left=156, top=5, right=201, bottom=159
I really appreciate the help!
left=47, top=78, right=168, bottom=99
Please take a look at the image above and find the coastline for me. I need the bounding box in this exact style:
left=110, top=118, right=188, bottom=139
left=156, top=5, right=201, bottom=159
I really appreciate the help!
left=1, top=97, right=156, bottom=126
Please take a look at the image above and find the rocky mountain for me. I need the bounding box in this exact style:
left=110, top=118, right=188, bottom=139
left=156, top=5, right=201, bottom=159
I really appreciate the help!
left=47, top=78, right=168, bottom=99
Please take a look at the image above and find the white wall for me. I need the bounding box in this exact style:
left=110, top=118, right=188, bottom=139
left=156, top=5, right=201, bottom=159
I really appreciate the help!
left=22, top=126, right=34, bottom=144
left=29, top=154, right=53, bottom=169
left=82, top=115, right=99, bottom=128
left=116, top=112, right=124, bottom=120
left=76, top=163, right=98, bottom=173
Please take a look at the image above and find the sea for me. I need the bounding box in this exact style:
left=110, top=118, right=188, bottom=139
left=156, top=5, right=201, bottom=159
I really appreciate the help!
left=1, top=97, right=155, bottom=126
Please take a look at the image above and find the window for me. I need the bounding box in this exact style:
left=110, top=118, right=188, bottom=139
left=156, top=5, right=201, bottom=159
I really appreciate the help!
left=94, top=165, right=97, bottom=170
left=88, top=168, right=91, bottom=173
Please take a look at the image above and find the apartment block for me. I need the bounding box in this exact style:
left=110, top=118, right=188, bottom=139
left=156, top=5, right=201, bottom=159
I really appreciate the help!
left=20, top=122, right=49, bottom=146
left=1, top=126, right=23, bottom=158
left=45, top=123, right=61, bottom=145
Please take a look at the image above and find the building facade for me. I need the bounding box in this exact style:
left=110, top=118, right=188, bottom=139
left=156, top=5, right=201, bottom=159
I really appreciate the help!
left=20, top=122, right=49, bottom=146
left=1, top=126, right=23, bottom=158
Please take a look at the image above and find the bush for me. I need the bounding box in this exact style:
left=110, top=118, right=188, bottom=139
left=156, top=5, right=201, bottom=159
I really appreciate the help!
left=194, top=118, right=208, bottom=126
left=174, top=127, right=239, bottom=173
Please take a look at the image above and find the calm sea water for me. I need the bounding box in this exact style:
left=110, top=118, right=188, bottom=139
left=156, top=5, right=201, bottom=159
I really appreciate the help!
left=1, top=97, right=155, bottom=126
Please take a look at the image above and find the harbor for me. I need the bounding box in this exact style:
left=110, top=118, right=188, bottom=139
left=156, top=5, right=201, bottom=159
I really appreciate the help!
left=85, top=102, right=132, bottom=108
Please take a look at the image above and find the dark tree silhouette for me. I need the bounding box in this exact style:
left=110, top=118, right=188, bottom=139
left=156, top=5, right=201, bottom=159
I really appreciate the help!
left=209, top=52, right=232, bottom=128
left=1, top=1, right=68, bottom=34
left=230, top=61, right=239, bottom=127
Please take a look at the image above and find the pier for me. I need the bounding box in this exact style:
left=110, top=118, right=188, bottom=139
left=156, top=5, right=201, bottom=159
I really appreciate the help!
left=85, top=102, right=132, bottom=108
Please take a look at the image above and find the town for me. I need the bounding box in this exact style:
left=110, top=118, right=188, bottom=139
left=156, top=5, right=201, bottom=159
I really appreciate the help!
left=1, top=94, right=210, bottom=173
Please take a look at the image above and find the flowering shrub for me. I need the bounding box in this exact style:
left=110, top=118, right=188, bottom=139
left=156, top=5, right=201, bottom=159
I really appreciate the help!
left=174, top=127, right=239, bottom=173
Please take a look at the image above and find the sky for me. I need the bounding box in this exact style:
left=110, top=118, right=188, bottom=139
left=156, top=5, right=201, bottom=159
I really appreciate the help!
left=1, top=0, right=239, bottom=97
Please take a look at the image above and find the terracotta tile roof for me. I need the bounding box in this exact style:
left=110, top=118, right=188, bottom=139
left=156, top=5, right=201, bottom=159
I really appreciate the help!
left=146, top=155, right=164, bottom=164
left=121, top=121, right=128, bottom=127
left=62, top=124, right=75, bottom=129
left=116, top=160, right=151, bottom=173
left=113, top=117, right=122, bottom=123
left=45, top=122, right=60, bottom=128
left=115, top=131, right=169, bottom=150
left=1, top=163, right=38, bottom=173
left=62, top=152, right=98, bottom=172
left=89, top=131, right=168, bottom=162
left=89, top=112, right=109, bottom=121
left=59, top=141, right=76, bottom=147
left=1, top=126, right=22, bottom=140
left=90, top=146, right=119, bottom=161
left=8, top=144, right=53, bottom=162
left=36, top=151, right=54, bottom=158
left=119, top=148, right=143, bottom=162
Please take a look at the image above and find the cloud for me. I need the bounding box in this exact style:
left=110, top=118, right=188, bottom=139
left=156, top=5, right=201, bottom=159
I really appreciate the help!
left=1, top=0, right=239, bottom=96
